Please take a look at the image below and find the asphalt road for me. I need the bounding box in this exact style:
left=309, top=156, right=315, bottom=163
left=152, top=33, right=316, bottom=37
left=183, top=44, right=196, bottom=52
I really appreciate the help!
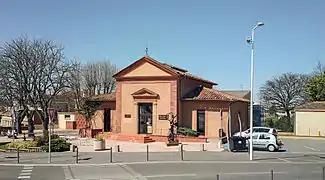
left=1, top=161, right=325, bottom=180
left=0, top=137, right=324, bottom=180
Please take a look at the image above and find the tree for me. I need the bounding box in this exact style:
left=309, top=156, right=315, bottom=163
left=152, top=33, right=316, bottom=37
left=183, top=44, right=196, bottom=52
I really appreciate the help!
left=305, top=70, right=325, bottom=101
left=305, top=61, right=325, bottom=101
left=83, top=60, right=118, bottom=96
left=259, top=73, right=308, bottom=124
left=0, top=36, right=75, bottom=135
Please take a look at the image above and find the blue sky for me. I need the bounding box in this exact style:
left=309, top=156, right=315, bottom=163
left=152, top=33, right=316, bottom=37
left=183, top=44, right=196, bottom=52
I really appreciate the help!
left=1, top=1, right=324, bottom=101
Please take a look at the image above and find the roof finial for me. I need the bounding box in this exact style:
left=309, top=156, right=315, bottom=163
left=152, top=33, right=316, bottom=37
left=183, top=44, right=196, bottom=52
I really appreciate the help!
left=145, top=44, right=148, bottom=56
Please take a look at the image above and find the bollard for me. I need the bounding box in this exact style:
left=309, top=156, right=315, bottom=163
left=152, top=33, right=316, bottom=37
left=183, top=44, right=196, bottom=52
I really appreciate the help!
left=17, top=148, right=20, bottom=164
left=146, top=144, right=149, bottom=161
left=216, top=174, right=219, bottom=180
left=270, top=169, right=273, bottom=180
left=109, top=147, right=113, bottom=163
left=117, top=145, right=120, bottom=152
left=75, top=147, right=79, bottom=164
left=202, top=144, right=205, bottom=151
left=323, top=166, right=325, bottom=180
left=180, top=144, right=184, bottom=161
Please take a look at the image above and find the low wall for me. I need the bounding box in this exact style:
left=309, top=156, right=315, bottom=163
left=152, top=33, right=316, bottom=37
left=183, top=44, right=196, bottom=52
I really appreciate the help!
left=150, top=135, right=207, bottom=143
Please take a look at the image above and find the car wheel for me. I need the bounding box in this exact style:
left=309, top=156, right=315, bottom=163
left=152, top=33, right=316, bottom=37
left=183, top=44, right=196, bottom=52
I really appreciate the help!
left=267, top=145, right=276, bottom=152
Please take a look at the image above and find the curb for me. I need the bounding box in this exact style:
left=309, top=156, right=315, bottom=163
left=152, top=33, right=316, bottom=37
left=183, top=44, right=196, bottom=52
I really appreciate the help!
left=1, top=160, right=325, bottom=167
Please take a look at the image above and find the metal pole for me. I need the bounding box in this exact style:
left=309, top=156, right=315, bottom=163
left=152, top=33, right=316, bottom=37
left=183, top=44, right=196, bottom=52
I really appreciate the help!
left=17, top=148, right=20, bottom=164
left=75, top=147, right=79, bottom=164
left=180, top=144, right=184, bottom=161
left=48, top=120, right=51, bottom=164
left=146, top=144, right=149, bottom=161
left=249, top=28, right=255, bottom=161
left=109, top=147, right=113, bottom=163
left=270, top=169, right=274, bottom=180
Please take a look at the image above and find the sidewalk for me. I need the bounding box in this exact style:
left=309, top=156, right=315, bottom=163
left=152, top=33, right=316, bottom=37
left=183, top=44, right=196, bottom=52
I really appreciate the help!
left=69, top=138, right=224, bottom=152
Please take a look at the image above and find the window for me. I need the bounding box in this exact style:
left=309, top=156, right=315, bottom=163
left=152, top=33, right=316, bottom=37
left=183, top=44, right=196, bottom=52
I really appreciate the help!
left=260, top=128, right=270, bottom=133
left=259, top=134, right=271, bottom=140
left=197, top=110, right=205, bottom=135
left=252, top=134, right=258, bottom=139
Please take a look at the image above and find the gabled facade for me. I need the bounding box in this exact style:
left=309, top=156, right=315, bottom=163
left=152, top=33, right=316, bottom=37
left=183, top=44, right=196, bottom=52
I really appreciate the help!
left=80, top=56, right=249, bottom=139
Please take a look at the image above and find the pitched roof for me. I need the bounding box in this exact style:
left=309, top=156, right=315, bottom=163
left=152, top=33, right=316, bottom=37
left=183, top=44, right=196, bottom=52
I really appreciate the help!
left=87, top=93, right=116, bottom=102
left=295, top=101, right=325, bottom=110
left=222, top=90, right=251, bottom=100
left=183, top=86, right=250, bottom=102
left=114, top=56, right=217, bottom=85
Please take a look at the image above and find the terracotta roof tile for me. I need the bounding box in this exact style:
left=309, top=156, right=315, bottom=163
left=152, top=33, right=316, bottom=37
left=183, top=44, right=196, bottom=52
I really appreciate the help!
left=295, top=101, right=325, bottom=110
left=87, top=93, right=116, bottom=102
left=183, top=86, right=250, bottom=102
left=146, top=56, right=218, bottom=85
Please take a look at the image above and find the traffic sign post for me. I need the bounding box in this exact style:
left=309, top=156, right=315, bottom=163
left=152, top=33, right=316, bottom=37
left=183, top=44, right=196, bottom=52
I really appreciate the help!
left=47, top=108, right=55, bottom=164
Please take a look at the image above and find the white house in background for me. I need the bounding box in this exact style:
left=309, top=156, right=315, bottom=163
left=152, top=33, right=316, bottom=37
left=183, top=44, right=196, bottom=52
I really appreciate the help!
left=294, top=101, right=325, bottom=136
left=57, top=112, right=77, bottom=130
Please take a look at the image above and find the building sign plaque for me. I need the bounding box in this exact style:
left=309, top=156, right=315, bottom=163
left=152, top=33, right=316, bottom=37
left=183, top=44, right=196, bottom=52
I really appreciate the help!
left=124, top=114, right=131, bottom=118
left=159, top=115, right=168, bottom=120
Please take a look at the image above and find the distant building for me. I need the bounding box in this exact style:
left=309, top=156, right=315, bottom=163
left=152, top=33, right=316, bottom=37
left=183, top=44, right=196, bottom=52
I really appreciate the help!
left=253, top=104, right=265, bottom=126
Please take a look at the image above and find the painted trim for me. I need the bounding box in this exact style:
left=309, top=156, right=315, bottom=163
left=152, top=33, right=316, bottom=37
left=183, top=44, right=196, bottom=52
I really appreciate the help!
left=116, top=76, right=178, bottom=81
left=113, top=56, right=179, bottom=77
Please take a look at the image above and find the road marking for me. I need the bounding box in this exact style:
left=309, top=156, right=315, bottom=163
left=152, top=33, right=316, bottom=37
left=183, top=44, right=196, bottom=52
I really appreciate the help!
left=17, top=176, right=31, bottom=179
left=304, top=146, right=320, bottom=151
left=21, top=170, right=33, bottom=172
left=20, top=172, right=32, bottom=176
left=277, top=157, right=291, bottom=162
left=145, top=174, right=196, bottom=178
left=18, top=165, right=34, bottom=179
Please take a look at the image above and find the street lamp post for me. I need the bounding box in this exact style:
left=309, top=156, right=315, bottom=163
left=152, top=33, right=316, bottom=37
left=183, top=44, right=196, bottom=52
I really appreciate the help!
left=247, top=22, right=264, bottom=161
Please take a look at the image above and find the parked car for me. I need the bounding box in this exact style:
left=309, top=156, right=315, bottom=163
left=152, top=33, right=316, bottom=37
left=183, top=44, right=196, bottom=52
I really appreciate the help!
left=247, top=132, right=283, bottom=152
left=233, top=127, right=278, bottom=138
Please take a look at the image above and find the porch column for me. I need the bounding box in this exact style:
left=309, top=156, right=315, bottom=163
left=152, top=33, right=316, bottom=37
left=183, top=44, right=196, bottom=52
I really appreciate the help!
left=153, top=102, right=158, bottom=135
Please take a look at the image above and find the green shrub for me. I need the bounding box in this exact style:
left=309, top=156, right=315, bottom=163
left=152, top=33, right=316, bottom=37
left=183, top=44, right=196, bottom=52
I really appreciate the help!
left=177, top=126, right=198, bottom=137
left=0, top=141, right=37, bottom=149
left=41, top=137, right=71, bottom=152
left=36, top=134, right=60, bottom=147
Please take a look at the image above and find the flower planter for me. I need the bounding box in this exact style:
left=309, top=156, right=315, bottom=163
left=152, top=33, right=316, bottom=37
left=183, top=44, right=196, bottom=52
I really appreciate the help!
left=93, top=140, right=105, bottom=151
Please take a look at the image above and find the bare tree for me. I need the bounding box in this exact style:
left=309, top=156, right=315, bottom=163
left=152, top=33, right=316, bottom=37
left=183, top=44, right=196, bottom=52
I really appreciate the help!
left=313, top=61, right=325, bottom=76
left=0, top=36, right=74, bottom=135
left=259, top=73, right=308, bottom=123
left=82, top=60, right=118, bottom=96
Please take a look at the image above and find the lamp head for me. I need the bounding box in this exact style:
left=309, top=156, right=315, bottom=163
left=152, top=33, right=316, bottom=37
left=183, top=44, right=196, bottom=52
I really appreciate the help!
left=253, top=22, right=265, bottom=30
left=257, top=22, right=264, bottom=27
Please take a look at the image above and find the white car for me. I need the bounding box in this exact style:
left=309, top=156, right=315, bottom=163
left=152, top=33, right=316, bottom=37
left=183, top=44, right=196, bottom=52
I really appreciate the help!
left=247, top=132, right=283, bottom=152
left=233, top=127, right=278, bottom=138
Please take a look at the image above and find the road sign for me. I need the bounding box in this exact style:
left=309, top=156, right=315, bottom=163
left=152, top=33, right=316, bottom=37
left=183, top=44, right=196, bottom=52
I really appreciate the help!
left=48, top=108, right=55, bottom=124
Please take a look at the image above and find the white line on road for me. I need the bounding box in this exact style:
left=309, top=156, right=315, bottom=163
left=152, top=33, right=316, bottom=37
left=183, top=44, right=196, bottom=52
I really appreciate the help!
left=145, top=174, right=196, bottom=178
left=17, top=176, right=31, bottom=179
left=21, top=170, right=33, bottom=172
left=304, top=146, right=321, bottom=151
left=20, top=172, right=32, bottom=176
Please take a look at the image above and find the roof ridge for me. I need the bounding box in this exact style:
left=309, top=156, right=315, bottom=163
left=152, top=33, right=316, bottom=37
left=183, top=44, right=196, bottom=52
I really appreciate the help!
left=206, top=87, right=249, bottom=102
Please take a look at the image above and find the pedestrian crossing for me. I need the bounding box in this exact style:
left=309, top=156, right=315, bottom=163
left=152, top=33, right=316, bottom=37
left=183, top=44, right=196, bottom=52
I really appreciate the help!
left=18, top=165, right=33, bottom=179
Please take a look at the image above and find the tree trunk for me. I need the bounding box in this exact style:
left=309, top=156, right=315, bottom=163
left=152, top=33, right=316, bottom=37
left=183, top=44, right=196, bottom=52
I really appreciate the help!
left=16, top=110, right=24, bottom=134
left=42, top=112, right=49, bottom=136
left=27, top=111, right=35, bottom=137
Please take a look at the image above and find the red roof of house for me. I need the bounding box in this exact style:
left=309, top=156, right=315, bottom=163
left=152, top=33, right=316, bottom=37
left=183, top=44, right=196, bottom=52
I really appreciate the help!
left=183, top=86, right=250, bottom=102
left=87, top=93, right=116, bottom=102
left=114, top=56, right=217, bottom=85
